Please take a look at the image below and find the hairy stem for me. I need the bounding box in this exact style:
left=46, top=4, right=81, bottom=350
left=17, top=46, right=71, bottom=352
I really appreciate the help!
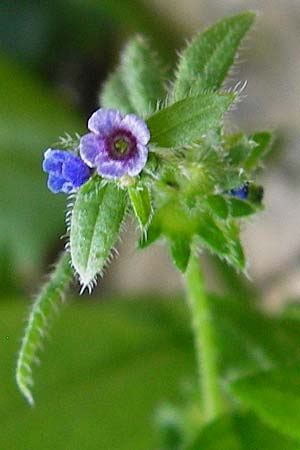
left=16, top=251, right=73, bottom=406
left=184, top=252, right=224, bottom=422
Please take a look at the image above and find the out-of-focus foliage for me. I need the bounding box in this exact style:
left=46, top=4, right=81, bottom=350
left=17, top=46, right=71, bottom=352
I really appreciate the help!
left=155, top=295, right=300, bottom=449
left=0, top=53, right=81, bottom=276
left=8, top=295, right=300, bottom=450
left=1, top=297, right=194, bottom=450
left=0, top=0, right=180, bottom=72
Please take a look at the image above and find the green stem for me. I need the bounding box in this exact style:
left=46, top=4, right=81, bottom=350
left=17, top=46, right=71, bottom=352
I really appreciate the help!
left=184, top=252, right=224, bottom=422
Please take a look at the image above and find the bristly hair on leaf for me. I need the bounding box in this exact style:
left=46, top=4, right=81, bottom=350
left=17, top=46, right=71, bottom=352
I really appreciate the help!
left=172, top=11, right=255, bottom=102
left=69, top=178, right=128, bottom=290
left=16, top=252, right=73, bottom=405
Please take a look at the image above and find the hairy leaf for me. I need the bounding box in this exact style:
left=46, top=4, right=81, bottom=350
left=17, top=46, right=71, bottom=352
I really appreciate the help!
left=138, top=214, right=161, bottom=249
left=225, top=131, right=272, bottom=173
left=16, top=252, right=73, bottom=405
left=245, top=132, right=272, bottom=171
left=169, top=236, right=191, bottom=272
left=100, top=71, right=133, bottom=115
left=147, top=93, right=235, bottom=148
left=129, top=185, right=152, bottom=230
left=173, top=12, right=255, bottom=100
left=70, top=178, right=127, bottom=289
left=120, top=35, right=166, bottom=115
left=196, top=215, right=245, bottom=271
left=206, top=195, right=229, bottom=220
left=227, top=197, right=257, bottom=217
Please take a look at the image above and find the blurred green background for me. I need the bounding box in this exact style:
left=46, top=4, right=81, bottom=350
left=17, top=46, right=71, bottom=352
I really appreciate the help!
left=1, top=1, right=300, bottom=448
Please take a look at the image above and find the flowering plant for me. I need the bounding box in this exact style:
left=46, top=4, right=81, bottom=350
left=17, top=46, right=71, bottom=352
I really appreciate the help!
left=16, top=11, right=300, bottom=449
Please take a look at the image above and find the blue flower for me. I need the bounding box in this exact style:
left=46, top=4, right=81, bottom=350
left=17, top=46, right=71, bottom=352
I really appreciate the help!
left=80, top=108, right=150, bottom=179
left=229, top=183, right=249, bottom=200
left=43, top=149, right=90, bottom=193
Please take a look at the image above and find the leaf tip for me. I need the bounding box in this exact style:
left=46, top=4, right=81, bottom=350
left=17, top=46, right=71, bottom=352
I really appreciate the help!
left=16, top=372, right=35, bottom=407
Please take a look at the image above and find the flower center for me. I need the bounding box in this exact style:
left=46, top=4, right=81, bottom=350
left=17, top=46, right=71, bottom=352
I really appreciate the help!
left=114, top=137, right=130, bottom=154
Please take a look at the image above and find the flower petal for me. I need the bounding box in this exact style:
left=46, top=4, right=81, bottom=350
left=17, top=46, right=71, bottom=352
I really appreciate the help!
left=95, top=155, right=128, bottom=179
left=42, top=149, right=68, bottom=174
left=121, top=114, right=150, bottom=145
left=126, top=143, right=148, bottom=177
left=62, top=156, right=90, bottom=188
left=80, top=133, right=105, bottom=167
left=88, top=108, right=122, bottom=135
left=47, top=173, right=72, bottom=194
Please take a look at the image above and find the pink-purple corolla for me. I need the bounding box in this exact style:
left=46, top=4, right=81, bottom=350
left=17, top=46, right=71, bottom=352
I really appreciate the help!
left=80, top=108, right=150, bottom=179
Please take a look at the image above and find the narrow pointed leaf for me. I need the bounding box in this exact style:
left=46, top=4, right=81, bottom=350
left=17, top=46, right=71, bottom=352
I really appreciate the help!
left=129, top=185, right=152, bottom=230
left=120, top=35, right=166, bottom=115
left=100, top=71, right=133, bottom=115
left=173, top=12, right=255, bottom=100
left=169, top=236, right=191, bottom=272
left=70, top=178, right=127, bottom=288
left=147, top=93, right=235, bottom=148
left=206, top=194, right=229, bottom=219
left=196, top=215, right=245, bottom=271
left=228, top=198, right=257, bottom=217
left=16, top=252, right=72, bottom=405
left=245, top=132, right=272, bottom=171
left=138, top=213, right=161, bottom=249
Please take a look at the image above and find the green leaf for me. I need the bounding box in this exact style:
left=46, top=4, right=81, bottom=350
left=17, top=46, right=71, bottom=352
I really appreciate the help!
left=129, top=185, right=152, bottom=230
left=196, top=213, right=228, bottom=255
left=244, top=132, right=272, bottom=171
left=230, top=366, right=300, bottom=441
left=196, top=215, right=245, bottom=271
left=212, top=294, right=300, bottom=379
left=147, top=93, right=235, bottom=148
left=100, top=71, right=133, bottom=115
left=169, top=236, right=191, bottom=272
left=172, top=12, right=255, bottom=101
left=138, top=213, right=161, bottom=249
left=120, top=35, right=166, bottom=115
left=225, top=131, right=272, bottom=173
left=206, top=195, right=229, bottom=219
left=225, top=132, right=252, bottom=166
left=185, top=412, right=300, bottom=450
left=70, top=178, right=127, bottom=288
left=16, top=252, right=73, bottom=405
left=228, top=197, right=257, bottom=217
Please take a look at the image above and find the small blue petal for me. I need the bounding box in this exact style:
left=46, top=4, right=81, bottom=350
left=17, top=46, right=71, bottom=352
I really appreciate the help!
left=47, top=173, right=67, bottom=193
left=61, top=182, right=75, bottom=194
left=43, top=149, right=69, bottom=174
left=44, top=149, right=90, bottom=193
left=229, top=183, right=249, bottom=200
left=62, top=157, right=90, bottom=188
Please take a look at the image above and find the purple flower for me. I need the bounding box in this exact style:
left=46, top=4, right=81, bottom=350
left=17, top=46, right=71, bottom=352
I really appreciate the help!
left=229, top=183, right=249, bottom=200
left=43, top=149, right=90, bottom=193
left=80, top=108, right=150, bottom=179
